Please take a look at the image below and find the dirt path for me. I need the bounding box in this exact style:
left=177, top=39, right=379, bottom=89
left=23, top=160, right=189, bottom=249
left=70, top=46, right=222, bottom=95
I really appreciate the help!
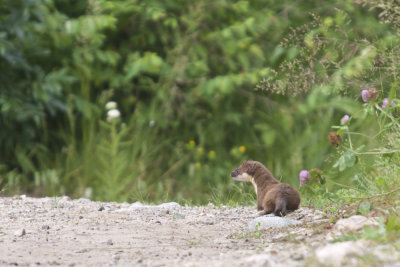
left=0, top=196, right=398, bottom=266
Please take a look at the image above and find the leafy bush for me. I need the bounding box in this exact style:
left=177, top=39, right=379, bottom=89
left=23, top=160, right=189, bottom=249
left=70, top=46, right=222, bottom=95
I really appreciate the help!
left=0, top=0, right=74, bottom=179
left=1, top=0, right=399, bottom=207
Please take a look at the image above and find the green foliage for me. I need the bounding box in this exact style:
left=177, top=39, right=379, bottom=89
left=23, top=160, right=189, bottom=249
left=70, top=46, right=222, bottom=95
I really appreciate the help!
left=357, top=202, right=372, bottom=216
left=0, top=0, right=74, bottom=175
left=333, top=150, right=356, bottom=172
left=300, top=91, right=400, bottom=208
left=1, top=0, right=400, bottom=209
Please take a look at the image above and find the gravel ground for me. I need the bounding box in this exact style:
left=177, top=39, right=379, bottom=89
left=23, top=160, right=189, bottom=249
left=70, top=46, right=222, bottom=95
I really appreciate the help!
left=0, top=196, right=398, bottom=266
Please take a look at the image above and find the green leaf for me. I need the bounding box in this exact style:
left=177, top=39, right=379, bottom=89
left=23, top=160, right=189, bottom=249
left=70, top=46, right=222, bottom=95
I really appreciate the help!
left=333, top=150, right=356, bottom=172
left=357, top=202, right=372, bottom=216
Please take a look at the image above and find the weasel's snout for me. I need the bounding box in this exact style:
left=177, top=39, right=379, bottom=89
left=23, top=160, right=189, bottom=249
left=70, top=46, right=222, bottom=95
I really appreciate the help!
left=231, top=168, right=239, bottom=177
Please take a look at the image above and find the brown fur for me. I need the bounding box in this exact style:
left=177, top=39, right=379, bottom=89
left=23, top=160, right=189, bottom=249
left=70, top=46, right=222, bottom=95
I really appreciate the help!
left=230, top=160, right=300, bottom=216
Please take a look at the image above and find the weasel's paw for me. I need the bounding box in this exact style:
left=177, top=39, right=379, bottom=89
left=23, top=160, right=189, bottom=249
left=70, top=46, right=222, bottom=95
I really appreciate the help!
left=257, top=211, right=267, bottom=217
left=257, top=211, right=274, bottom=217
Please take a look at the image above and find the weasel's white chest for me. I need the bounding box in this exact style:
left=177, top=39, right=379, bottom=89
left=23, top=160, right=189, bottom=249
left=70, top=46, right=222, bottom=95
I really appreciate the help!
left=251, top=179, right=258, bottom=196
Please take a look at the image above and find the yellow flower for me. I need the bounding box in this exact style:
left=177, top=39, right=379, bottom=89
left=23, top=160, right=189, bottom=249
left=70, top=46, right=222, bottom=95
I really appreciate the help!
left=197, top=147, right=204, bottom=154
left=208, top=150, right=216, bottom=158
left=189, top=140, right=196, bottom=147
left=195, top=162, right=201, bottom=169
left=239, top=146, right=246, bottom=154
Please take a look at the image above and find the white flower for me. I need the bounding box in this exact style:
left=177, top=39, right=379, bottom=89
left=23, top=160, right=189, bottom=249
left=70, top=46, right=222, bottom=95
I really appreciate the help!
left=105, top=101, right=117, bottom=110
left=149, top=120, right=156, bottom=127
left=83, top=187, right=92, bottom=198
left=107, top=109, right=121, bottom=121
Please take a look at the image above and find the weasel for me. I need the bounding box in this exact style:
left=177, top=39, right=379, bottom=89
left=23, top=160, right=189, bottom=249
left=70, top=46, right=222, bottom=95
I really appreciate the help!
left=230, top=160, right=300, bottom=216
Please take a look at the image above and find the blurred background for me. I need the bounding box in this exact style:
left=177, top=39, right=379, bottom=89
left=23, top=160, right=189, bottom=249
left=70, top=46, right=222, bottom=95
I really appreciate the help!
left=1, top=0, right=399, bottom=204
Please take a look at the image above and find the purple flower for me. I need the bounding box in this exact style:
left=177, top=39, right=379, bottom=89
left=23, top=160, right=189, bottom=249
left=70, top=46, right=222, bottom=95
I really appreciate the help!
left=299, top=170, right=311, bottom=187
left=382, top=98, right=395, bottom=109
left=361, top=90, right=370, bottom=102
left=341, top=115, right=350, bottom=125
left=382, top=98, right=389, bottom=109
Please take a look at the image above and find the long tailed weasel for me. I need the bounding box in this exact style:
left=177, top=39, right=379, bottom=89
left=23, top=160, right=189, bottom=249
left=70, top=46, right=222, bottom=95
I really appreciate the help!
left=231, top=160, right=300, bottom=216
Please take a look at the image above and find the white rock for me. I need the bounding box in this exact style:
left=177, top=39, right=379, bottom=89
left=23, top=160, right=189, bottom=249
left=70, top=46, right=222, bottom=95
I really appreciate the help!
left=309, top=219, right=330, bottom=225
left=60, top=196, right=71, bottom=201
left=78, top=198, right=91, bottom=203
left=157, top=202, right=181, bottom=209
left=316, top=241, right=365, bottom=267
left=249, top=216, right=300, bottom=231
left=313, top=214, right=324, bottom=220
left=120, top=202, right=130, bottom=209
left=129, top=202, right=147, bottom=209
left=14, top=229, right=26, bottom=237
left=243, top=254, right=273, bottom=267
left=334, top=215, right=378, bottom=232
left=373, top=244, right=400, bottom=263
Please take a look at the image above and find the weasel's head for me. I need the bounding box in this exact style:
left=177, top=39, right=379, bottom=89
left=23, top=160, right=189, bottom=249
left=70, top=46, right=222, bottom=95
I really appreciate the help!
left=230, top=160, right=263, bottom=182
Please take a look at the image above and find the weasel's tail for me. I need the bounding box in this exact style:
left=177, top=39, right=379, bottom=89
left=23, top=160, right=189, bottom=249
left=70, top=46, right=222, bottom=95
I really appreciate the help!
left=274, top=198, right=287, bottom=217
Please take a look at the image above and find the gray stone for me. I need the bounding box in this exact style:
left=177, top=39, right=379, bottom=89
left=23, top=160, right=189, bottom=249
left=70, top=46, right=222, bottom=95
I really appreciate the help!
left=291, top=253, right=304, bottom=261
left=243, top=254, right=273, bottom=267
left=316, top=241, right=364, bottom=267
left=327, top=215, right=379, bottom=241
left=157, top=202, right=181, bottom=209
left=334, top=215, right=378, bottom=232
left=249, top=216, right=300, bottom=231
left=309, top=219, right=330, bottom=225
left=313, top=214, right=324, bottom=220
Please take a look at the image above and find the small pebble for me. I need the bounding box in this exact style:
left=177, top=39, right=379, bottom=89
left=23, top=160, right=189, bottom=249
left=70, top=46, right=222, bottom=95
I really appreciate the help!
left=173, top=213, right=185, bottom=220
left=110, top=255, right=120, bottom=265
left=313, top=214, right=323, bottom=220
left=161, top=210, right=169, bottom=215
left=107, top=239, right=114, bottom=246
left=112, top=255, right=120, bottom=260
left=14, top=229, right=26, bottom=237
left=291, top=254, right=304, bottom=261
left=42, top=225, right=50, bottom=230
